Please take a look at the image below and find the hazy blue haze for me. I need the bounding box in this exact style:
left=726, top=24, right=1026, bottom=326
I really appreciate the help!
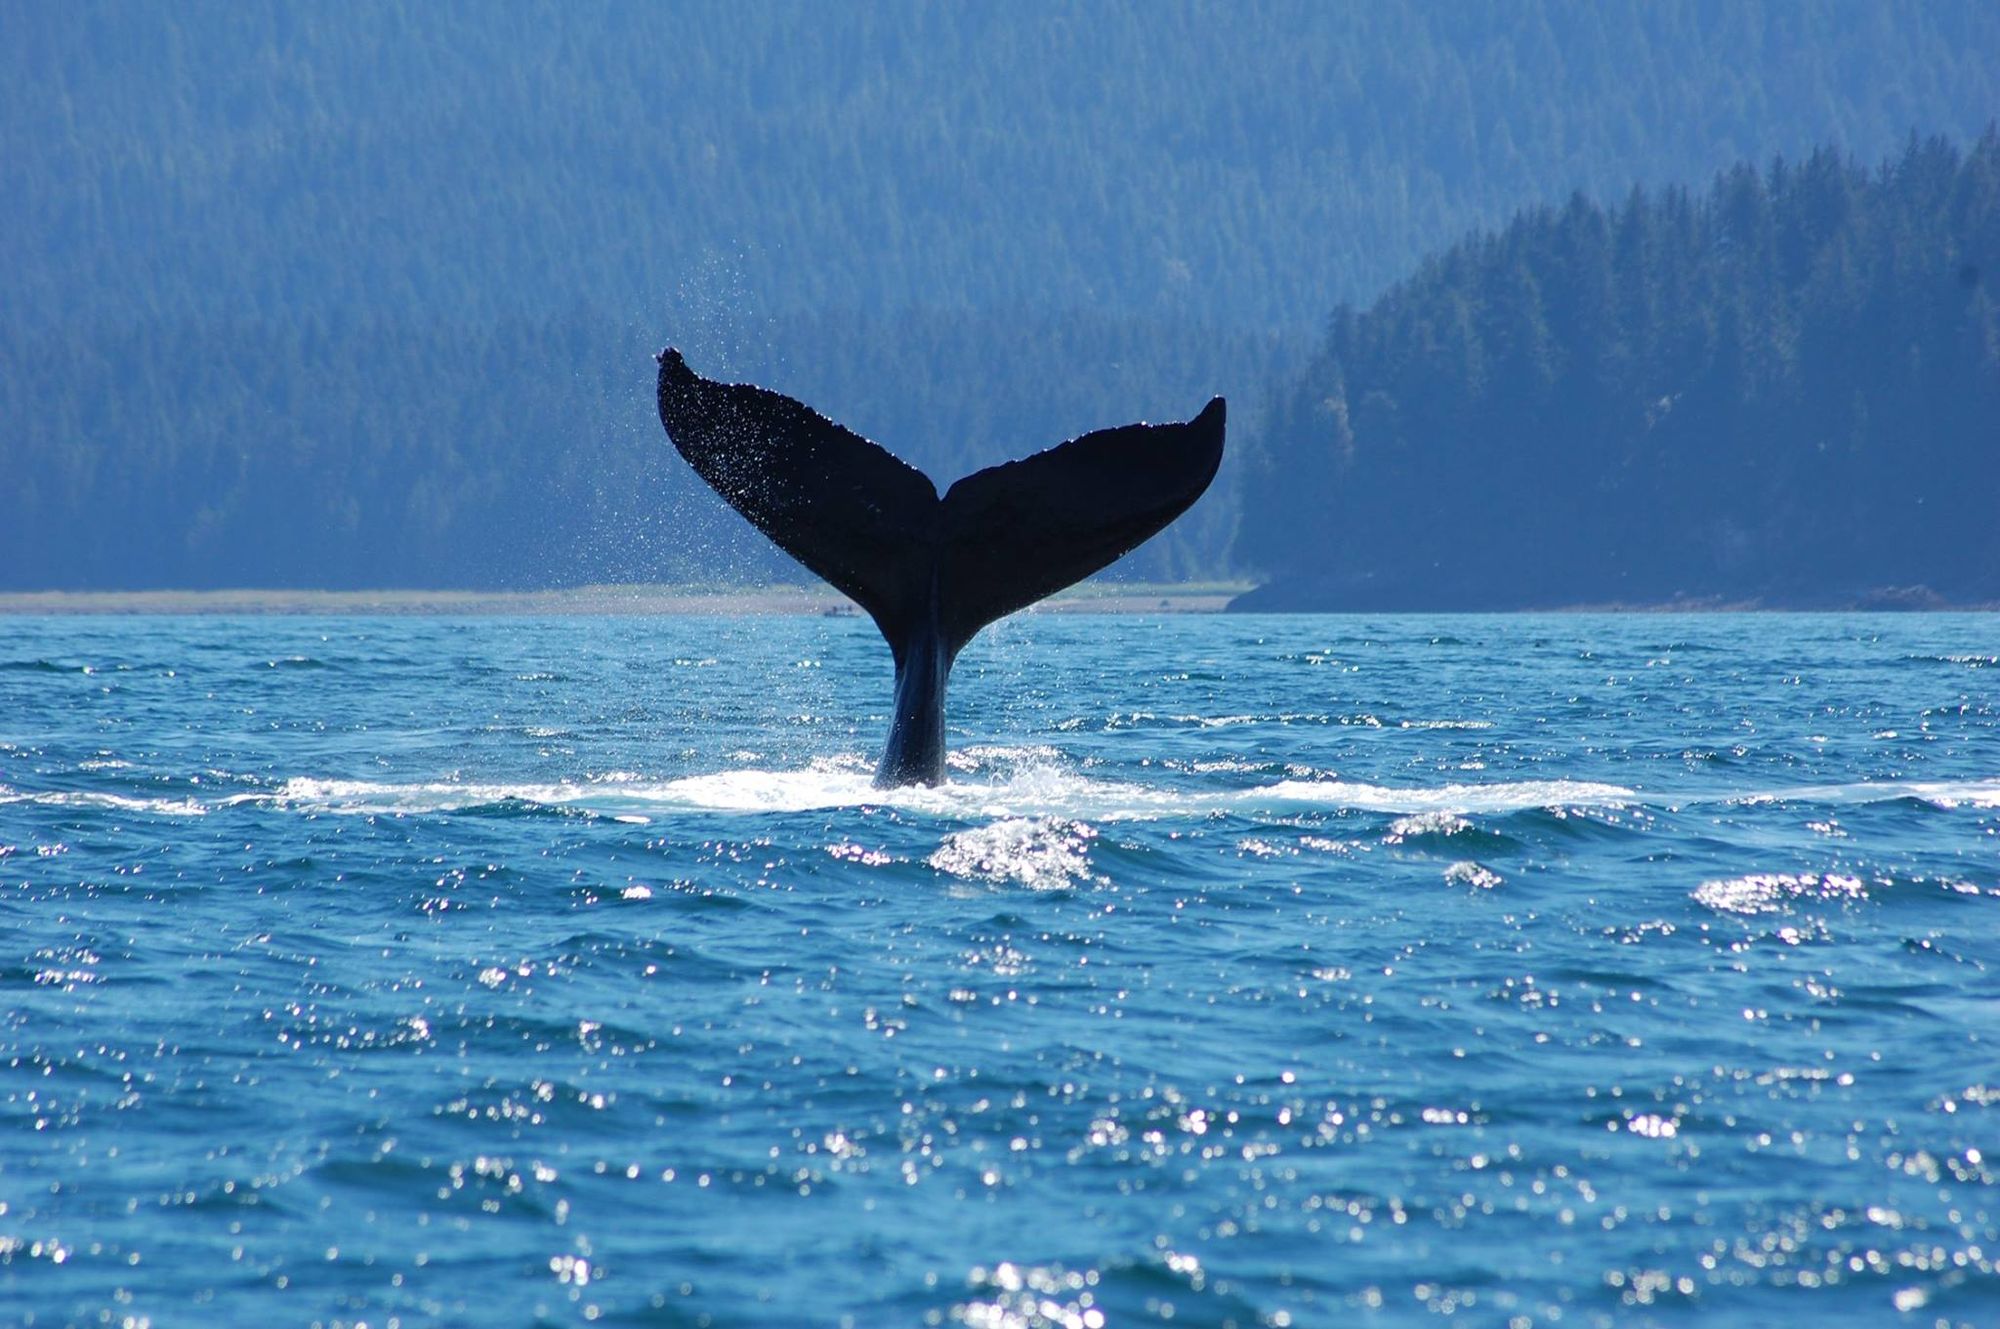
left=12, top=2, right=1997, bottom=328
left=5, top=2, right=2000, bottom=589
left=3, top=613, right=1996, bottom=1325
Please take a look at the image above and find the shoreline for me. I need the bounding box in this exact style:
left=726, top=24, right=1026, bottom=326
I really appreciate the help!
left=1, top=583, right=1993, bottom=615
left=0, top=583, right=1252, bottom=616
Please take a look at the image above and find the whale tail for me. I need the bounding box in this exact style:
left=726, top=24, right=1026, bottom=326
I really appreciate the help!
left=657, top=348, right=1225, bottom=661
left=655, top=348, right=1226, bottom=782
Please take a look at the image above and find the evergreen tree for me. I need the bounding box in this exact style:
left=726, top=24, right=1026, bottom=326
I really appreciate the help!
left=1239, top=132, right=2000, bottom=608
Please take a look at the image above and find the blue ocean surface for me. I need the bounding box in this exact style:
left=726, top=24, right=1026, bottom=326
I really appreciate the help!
left=2, top=612, right=1996, bottom=1328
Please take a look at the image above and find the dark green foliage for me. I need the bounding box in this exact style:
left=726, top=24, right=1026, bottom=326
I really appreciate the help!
left=0, top=308, right=1279, bottom=588
left=1240, top=132, right=2000, bottom=607
left=3, top=2, right=1997, bottom=589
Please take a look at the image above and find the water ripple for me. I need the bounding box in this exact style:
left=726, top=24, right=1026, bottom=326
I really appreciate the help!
left=2, top=612, right=1996, bottom=1326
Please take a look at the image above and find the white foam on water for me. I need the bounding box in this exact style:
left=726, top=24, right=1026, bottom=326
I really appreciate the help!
left=1385, top=810, right=1476, bottom=842
left=261, top=777, right=607, bottom=815
left=12, top=769, right=1996, bottom=822
left=1444, top=861, right=1504, bottom=890
left=928, top=818, right=1100, bottom=891
left=0, top=784, right=209, bottom=817
left=238, top=767, right=1638, bottom=821
left=1258, top=778, right=1636, bottom=815
left=1712, top=780, right=2000, bottom=808
left=617, top=769, right=885, bottom=813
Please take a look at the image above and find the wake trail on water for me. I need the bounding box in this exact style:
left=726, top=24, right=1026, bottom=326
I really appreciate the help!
left=6, top=765, right=1998, bottom=822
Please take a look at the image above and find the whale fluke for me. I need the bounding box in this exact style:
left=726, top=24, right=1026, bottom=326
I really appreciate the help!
left=656, top=348, right=1225, bottom=786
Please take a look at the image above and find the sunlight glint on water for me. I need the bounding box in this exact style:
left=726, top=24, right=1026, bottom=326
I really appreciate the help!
left=1, top=612, right=1996, bottom=1327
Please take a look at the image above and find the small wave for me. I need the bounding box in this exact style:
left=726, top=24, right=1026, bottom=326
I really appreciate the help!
left=929, top=818, right=1099, bottom=891
left=630, top=767, right=884, bottom=813
left=1385, top=811, right=1474, bottom=842
left=1184, top=757, right=1283, bottom=775
left=1904, top=653, right=1997, bottom=668
left=0, top=784, right=208, bottom=817
left=631, top=770, right=1640, bottom=819
left=950, top=743, right=1067, bottom=771
left=1716, top=779, right=2000, bottom=810
left=262, top=777, right=613, bottom=816
left=1444, top=860, right=1503, bottom=889
left=17, top=765, right=1986, bottom=824
left=1259, top=778, right=1635, bottom=815
left=0, top=768, right=1642, bottom=822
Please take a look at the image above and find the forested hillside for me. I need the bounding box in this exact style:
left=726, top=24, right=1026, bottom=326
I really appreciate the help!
left=1238, top=132, right=2000, bottom=608
left=0, top=310, right=1278, bottom=588
left=4, top=2, right=1998, bottom=589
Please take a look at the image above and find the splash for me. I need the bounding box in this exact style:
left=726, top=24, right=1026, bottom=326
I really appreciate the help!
left=243, top=768, right=1637, bottom=821
left=929, top=818, right=1100, bottom=891
left=9, top=770, right=1996, bottom=824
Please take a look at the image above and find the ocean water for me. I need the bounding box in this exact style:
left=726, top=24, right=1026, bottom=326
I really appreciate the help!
left=2, top=612, right=1996, bottom=1329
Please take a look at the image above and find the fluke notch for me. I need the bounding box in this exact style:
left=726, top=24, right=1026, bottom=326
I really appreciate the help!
left=656, top=349, right=1225, bottom=786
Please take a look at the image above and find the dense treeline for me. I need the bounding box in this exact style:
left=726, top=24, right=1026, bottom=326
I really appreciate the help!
left=3, top=3, right=1998, bottom=590
left=1239, top=132, right=2000, bottom=608
left=0, top=309, right=1283, bottom=588
left=11, top=1, right=1995, bottom=329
